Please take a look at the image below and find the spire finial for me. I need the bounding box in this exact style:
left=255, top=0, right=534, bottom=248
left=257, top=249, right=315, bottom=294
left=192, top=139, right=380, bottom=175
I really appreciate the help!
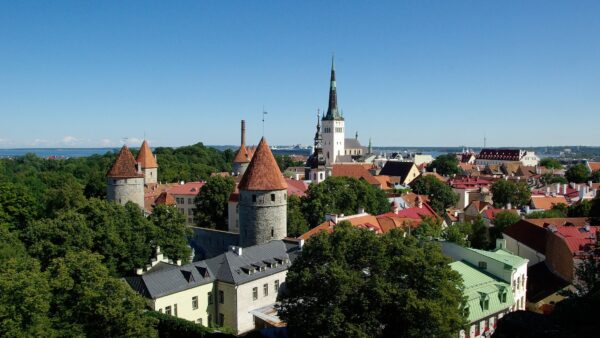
left=331, top=53, right=335, bottom=71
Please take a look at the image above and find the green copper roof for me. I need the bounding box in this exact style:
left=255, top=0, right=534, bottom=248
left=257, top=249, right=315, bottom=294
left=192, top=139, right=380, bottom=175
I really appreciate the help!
left=469, top=248, right=528, bottom=269
left=450, top=261, right=514, bottom=323
left=323, top=56, right=343, bottom=121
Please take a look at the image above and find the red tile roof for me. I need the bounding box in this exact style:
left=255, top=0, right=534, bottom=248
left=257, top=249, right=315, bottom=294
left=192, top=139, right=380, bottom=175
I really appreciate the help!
left=238, top=138, right=287, bottom=191
left=588, top=162, right=600, bottom=172
left=483, top=208, right=519, bottom=220
left=233, top=144, right=251, bottom=163
left=168, top=182, right=205, bottom=196
left=332, top=164, right=380, bottom=186
left=107, top=145, right=144, bottom=178
left=448, top=176, right=493, bottom=189
left=136, top=140, right=158, bottom=168
left=285, top=179, right=309, bottom=197
left=154, top=191, right=176, bottom=206
left=378, top=202, right=438, bottom=220
left=477, top=148, right=522, bottom=161
left=530, top=195, right=568, bottom=210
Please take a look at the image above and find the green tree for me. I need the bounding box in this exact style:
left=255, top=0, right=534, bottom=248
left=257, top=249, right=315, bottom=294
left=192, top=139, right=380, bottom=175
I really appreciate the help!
left=540, top=173, right=568, bottom=185
left=278, top=224, right=466, bottom=337
left=568, top=200, right=591, bottom=217
left=287, top=195, right=309, bottom=237
left=539, top=158, right=563, bottom=169
left=565, top=163, right=590, bottom=183
left=590, top=194, right=600, bottom=223
left=490, top=180, right=531, bottom=208
left=414, top=216, right=444, bottom=238
left=590, top=170, right=600, bottom=183
left=410, top=175, right=459, bottom=214
left=470, top=217, right=491, bottom=249
left=47, top=251, right=158, bottom=337
left=194, top=175, right=236, bottom=230
left=148, top=205, right=192, bottom=263
left=0, top=182, right=39, bottom=230
left=444, top=222, right=472, bottom=247
left=526, top=209, right=567, bottom=219
left=429, top=154, right=460, bottom=176
left=489, top=211, right=521, bottom=242
left=300, top=176, right=390, bottom=227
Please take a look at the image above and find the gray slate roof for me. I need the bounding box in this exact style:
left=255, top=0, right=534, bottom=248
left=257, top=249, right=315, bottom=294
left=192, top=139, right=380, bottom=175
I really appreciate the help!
left=125, top=260, right=214, bottom=299
left=344, top=138, right=362, bottom=149
left=125, top=240, right=302, bottom=299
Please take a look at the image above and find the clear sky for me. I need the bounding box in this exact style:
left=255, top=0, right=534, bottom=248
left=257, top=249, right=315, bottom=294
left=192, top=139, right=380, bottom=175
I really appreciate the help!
left=1, top=1, right=599, bottom=148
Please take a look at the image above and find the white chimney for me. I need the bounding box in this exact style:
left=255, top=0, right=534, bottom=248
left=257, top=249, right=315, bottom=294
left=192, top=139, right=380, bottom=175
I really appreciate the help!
left=555, top=183, right=560, bottom=193
left=563, top=184, right=568, bottom=195
left=358, top=207, right=365, bottom=214
left=176, top=259, right=182, bottom=266
left=135, top=268, right=143, bottom=275
left=588, top=180, right=593, bottom=187
left=506, top=203, right=512, bottom=210
left=229, top=245, right=243, bottom=256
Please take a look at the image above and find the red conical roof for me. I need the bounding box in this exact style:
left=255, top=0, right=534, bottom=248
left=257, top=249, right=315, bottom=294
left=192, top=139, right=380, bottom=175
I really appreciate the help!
left=136, top=140, right=158, bottom=168
left=107, top=145, right=144, bottom=178
left=233, top=144, right=251, bottom=163
left=238, top=138, right=287, bottom=191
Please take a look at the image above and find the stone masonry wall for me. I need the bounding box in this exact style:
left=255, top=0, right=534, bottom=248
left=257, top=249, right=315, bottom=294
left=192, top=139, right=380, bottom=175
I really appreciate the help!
left=107, top=177, right=144, bottom=209
left=239, top=189, right=287, bottom=247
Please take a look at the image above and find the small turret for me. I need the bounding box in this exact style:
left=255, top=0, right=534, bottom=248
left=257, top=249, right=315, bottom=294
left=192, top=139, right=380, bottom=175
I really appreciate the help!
left=136, top=140, right=158, bottom=185
left=107, top=145, right=145, bottom=209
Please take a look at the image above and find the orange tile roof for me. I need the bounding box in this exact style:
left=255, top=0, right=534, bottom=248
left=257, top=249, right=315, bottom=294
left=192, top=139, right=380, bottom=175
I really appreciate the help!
left=136, top=140, right=158, bottom=168
left=588, top=162, right=600, bottom=172
left=107, top=145, right=144, bottom=178
left=233, top=144, right=251, bottom=163
left=168, top=182, right=205, bottom=196
left=238, top=138, right=287, bottom=191
left=374, top=175, right=393, bottom=189
left=154, top=191, right=176, bottom=206
left=530, top=195, right=569, bottom=210
left=401, top=193, right=430, bottom=207
left=332, top=164, right=380, bottom=186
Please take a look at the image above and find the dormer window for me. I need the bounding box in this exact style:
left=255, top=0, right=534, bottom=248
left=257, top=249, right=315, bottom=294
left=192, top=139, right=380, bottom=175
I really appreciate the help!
left=480, top=294, right=490, bottom=310
left=499, top=288, right=508, bottom=303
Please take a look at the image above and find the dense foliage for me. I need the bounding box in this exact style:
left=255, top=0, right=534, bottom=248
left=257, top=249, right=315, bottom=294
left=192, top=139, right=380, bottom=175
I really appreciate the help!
left=428, top=154, right=460, bottom=176
left=299, top=176, right=390, bottom=227
left=565, top=163, right=590, bottom=183
left=287, top=195, right=309, bottom=237
left=147, top=311, right=235, bottom=338
left=193, top=175, right=236, bottom=230
left=490, top=180, right=531, bottom=208
left=154, top=143, right=233, bottom=183
left=410, top=175, right=459, bottom=214
left=278, top=224, right=467, bottom=337
left=539, top=158, right=563, bottom=169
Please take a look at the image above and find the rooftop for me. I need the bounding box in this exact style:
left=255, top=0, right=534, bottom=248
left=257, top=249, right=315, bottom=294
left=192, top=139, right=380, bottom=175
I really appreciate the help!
left=238, top=138, right=287, bottom=191
left=106, top=145, right=144, bottom=178
left=136, top=140, right=158, bottom=169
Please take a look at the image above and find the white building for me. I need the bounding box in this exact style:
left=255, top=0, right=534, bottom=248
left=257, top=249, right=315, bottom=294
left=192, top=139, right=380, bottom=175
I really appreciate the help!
left=475, top=148, right=539, bottom=167
left=125, top=240, right=302, bottom=335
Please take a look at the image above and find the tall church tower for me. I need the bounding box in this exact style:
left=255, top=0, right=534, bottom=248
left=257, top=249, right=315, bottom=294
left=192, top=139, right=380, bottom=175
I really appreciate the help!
left=305, top=111, right=329, bottom=183
left=322, top=56, right=345, bottom=165
left=238, top=137, right=287, bottom=247
left=136, top=140, right=158, bottom=185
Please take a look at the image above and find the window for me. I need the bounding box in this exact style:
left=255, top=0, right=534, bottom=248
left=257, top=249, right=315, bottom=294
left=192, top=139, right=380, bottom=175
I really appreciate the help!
left=271, top=227, right=274, bottom=237
left=197, top=318, right=203, bottom=325
left=263, top=283, right=269, bottom=296
left=188, top=198, right=193, bottom=204
left=192, top=296, right=198, bottom=310
left=174, top=304, right=178, bottom=317
left=208, top=292, right=213, bottom=304
left=158, top=308, right=163, bottom=313
left=252, top=195, right=257, bottom=202
left=274, top=280, right=280, bottom=292
left=218, top=313, right=224, bottom=326
left=463, top=305, right=470, bottom=318
left=271, top=193, right=275, bottom=202
left=165, top=306, right=172, bottom=315
left=252, top=287, right=258, bottom=300
left=480, top=295, right=489, bottom=310
left=219, top=290, right=224, bottom=304
left=188, top=209, right=194, bottom=215
left=478, top=261, right=487, bottom=269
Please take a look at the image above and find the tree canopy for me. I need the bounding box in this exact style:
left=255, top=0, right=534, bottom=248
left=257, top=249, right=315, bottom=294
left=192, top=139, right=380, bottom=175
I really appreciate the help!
left=300, top=176, right=390, bottom=227
left=428, top=154, right=460, bottom=176
left=277, top=224, right=467, bottom=337
left=193, top=175, right=236, bottom=230
left=410, top=175, right=459, bottom=214
left=565, top=163, right=590, bottom=183
left=490, top=180, right=531, bottom=208
left=539, top=158, right=563, bottom=169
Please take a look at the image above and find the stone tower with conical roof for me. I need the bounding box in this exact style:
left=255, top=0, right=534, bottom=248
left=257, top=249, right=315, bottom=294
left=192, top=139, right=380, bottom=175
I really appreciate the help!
left=136, top=140, right=158, bottom=185
left=106, top=145, right=145, bottom=209
left=322, top=56, right=345, bottom=165
left=237, top=137, right=288, bottom=247
left=233, top=120, right=251, bottom=176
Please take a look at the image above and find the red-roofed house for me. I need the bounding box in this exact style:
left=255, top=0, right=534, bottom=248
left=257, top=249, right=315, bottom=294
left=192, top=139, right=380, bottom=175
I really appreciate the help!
left=332, top=164, right=382, bottom=188
left=586, top=161, right=600, bottom=173
left=530, top=195, right=568, bottom=211
left=167, top=181, right=205, bottom=225
left=448, top=176, right=494, bottom=209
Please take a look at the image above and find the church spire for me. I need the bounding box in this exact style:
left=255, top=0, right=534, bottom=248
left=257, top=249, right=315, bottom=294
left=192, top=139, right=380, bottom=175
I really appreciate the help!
left=323, top=55, right=342, bottom=121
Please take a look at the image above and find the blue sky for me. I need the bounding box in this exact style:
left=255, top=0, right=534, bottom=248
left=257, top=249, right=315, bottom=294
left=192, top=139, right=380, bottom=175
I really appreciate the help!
left=1, top=1, right=599, bottom=148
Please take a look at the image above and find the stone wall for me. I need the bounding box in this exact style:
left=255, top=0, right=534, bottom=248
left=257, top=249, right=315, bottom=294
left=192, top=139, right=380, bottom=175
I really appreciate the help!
left=143, top=167, right=158, bottom=184
left=233, top=162, right=249, bottom=177
left=189, top=227, right=240, bottom=260
left=239, top=189, right=287, bottom=247
left=107, top=177, right=144, bottom=209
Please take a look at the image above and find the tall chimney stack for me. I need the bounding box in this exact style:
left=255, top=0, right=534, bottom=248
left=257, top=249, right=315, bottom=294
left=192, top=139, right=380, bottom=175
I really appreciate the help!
left=241, top=120, right=246, bottom=146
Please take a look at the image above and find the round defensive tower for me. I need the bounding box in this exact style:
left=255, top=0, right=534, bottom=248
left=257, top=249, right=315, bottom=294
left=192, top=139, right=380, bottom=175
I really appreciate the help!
left=233, top=120, right=251, bottom=176
left=136, top=139, right=158, bottom=185
left=106, top=145, right=145, bottom=209
left=238, top=137, right=288, bottom=247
